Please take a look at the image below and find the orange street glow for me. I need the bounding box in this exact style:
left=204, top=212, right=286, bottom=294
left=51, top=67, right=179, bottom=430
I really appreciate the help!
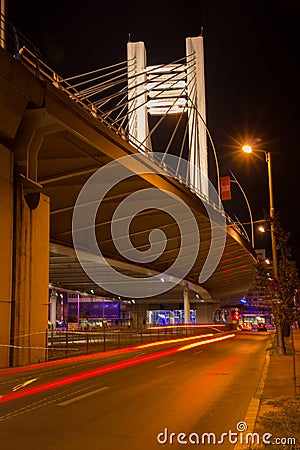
left=242, top=145, right=252, bottom=153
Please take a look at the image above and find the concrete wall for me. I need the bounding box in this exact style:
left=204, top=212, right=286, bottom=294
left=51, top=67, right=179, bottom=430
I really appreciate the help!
left=0, top=144, right=13, bottom=368
left=194, top=304, right=217, bottom=323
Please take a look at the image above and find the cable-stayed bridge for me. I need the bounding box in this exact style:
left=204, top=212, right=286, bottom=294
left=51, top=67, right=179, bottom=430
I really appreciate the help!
left=0, top=14, right=257, bottom=367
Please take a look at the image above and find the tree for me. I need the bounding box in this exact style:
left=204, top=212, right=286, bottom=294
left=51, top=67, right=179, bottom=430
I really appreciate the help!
left=255, top=212, right=299, bottom=356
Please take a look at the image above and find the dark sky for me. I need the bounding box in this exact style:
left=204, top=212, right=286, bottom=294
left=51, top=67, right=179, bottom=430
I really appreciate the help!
left=6, top=0, right=300, bottom=266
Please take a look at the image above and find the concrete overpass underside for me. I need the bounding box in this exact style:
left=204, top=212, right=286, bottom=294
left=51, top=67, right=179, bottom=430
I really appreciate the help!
left=0, top=47, right=257, bottom=367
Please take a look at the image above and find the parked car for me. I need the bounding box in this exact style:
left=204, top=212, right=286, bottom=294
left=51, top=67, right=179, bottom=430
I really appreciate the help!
left=257, top=323, right=268, bottom=332
left=239, top=322, right=252, bottom=331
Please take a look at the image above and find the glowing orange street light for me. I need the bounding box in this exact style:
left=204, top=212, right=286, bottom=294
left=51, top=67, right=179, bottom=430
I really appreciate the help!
left=242, top=145, right=253, bottom=154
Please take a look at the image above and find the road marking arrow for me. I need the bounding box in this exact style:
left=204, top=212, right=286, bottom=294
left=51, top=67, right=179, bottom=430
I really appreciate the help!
left=12, top=378, right=38, bottom=391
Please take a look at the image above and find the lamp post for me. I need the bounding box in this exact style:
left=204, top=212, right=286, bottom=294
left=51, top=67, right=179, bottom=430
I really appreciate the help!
left=242, top=146, right=278, bottom=275
left=242, top=145, right=285, bottom=354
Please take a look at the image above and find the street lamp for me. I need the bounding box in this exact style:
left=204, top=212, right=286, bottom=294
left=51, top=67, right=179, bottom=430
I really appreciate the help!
left=242, top=145, right=278, bottom=277
left=258, top=225, right=266, bottom=233
left=242, top=145, right=285, bottom=355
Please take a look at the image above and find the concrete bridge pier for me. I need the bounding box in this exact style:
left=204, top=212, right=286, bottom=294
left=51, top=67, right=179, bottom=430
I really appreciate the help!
left=8, top=108, right=61, bottom=367
left=0, top=109, right=54, bottom=367
left=10, top=183, right=50, bottom=367
left=183, top=282, right=190, bottom=325
left=49, top=290, right=57, bottom=330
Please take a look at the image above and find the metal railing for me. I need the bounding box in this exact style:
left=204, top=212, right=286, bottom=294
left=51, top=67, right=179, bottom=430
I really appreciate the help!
left=46, top=324, right=234, bottom=361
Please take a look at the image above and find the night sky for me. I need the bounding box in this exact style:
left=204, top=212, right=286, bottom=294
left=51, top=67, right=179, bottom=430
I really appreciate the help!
left=5, top=0, right=300, bottom=267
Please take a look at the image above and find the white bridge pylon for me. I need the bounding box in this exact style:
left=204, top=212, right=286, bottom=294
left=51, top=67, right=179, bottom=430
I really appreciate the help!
left=127, top=36, right=208, bottom=198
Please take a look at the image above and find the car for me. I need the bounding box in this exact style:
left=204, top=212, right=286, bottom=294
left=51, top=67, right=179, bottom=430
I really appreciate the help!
left=257, top=323, right=268, bottom=332
left=239, top=322, right=252, bottom=331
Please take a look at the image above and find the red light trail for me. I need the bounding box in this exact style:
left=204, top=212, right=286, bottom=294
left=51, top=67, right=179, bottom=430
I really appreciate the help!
left=0, top=333, right=235, bottom=404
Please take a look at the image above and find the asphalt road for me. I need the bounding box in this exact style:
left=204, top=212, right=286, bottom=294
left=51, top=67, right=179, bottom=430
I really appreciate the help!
left=0, top=331, right=272, bottom=450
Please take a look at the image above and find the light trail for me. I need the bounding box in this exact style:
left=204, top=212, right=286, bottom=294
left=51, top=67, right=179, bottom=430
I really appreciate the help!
left=0, top=332, right=227, bottom=376
left=135, top=333, right=213, bottom=349
left=0, top=333, right=235, bottom=404
left=177, top=334, right=236, bottom=351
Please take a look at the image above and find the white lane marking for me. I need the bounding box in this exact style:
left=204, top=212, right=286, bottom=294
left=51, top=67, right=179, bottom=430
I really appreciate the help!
left=58, top=386, right=110, bottom=406
left=157, top=361, right=174, bottom=368
left=194, top=350, right=203, bottom=355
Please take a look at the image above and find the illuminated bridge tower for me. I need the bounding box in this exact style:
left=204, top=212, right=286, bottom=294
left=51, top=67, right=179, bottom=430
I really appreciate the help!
left=127, top=37, right=209, bottom=325
left=127, top=36, right=208, bottom=198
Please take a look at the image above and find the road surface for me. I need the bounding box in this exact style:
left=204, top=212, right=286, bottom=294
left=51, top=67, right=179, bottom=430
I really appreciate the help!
left=0, top=331, right=272, bottom=449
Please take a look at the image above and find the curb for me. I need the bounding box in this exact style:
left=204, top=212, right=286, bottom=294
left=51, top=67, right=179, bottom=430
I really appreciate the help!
left=233, top=350, right=270, bottom=450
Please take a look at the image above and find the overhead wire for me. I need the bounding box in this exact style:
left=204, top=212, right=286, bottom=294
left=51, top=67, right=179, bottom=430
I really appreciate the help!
left=65, top=59, right=130, bottom=83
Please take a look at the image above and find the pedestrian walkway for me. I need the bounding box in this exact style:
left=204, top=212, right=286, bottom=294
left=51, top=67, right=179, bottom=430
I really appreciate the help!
left=258, top=328, right=300, bottom=400
left=252, top=328, right=300, bottom=448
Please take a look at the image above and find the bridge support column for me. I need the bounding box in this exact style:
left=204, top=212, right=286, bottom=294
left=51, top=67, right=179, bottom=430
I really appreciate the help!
left=186, top=36, right=208, bottom=198
left=183, top=282, right=190, bottom=325
left=0, top=144, right=13, bottom=368
left=49, top=290, right=57, bottom=330
left=127, top=41, right=152, bottom=152
left=10, top=184, right=50, bottom=367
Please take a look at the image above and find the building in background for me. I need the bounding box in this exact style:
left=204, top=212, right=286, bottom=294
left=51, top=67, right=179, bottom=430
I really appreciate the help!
left=48, top=288, right=216, bottom=330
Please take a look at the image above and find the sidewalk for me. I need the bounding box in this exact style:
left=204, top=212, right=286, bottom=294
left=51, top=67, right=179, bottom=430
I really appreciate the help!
left=253, top=328, right=300, bottom=447
left=260, top=328, right=300, bottom=399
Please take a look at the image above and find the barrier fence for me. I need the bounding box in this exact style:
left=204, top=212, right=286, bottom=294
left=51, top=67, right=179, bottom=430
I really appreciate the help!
left=46, top=324, right=235, bottom=361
